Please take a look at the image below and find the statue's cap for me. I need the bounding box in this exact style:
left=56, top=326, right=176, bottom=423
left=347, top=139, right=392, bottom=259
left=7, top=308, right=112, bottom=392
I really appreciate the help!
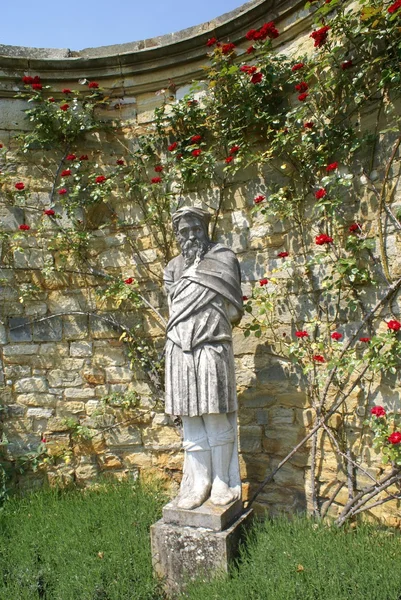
left=172, top=206, right=211, bottom=229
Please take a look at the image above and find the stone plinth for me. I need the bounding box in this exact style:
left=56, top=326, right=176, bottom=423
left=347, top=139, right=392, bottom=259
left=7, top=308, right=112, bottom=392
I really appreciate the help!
left=162, top=497, right=243, bottom=532
left=151, top=503, right=253, bottom=596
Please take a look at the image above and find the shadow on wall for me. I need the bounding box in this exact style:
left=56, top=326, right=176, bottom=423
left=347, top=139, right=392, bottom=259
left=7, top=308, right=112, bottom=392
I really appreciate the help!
left=237, top=339, right=309, bottom=516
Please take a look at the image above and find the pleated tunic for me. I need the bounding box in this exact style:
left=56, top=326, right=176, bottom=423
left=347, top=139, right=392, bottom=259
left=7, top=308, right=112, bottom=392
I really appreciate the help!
left=164, top=248, right=241, bottom=417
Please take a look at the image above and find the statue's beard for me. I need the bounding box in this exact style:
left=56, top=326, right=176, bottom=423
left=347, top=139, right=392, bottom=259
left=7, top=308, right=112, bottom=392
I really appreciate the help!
left=181, top=239, right=209, bottom=269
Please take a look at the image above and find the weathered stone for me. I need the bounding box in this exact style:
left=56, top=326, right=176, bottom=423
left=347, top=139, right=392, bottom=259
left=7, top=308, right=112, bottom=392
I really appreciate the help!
left=14, top=377, right=48, bottom=393
left=98, top=453, right=123, bottom=469
left=105, top=425, right=142, bottom=447
left=124, top=451, right=152, bottom=469
left=92, top=346, right=126, bottom=366
left=83, top=367, right=105, bottom=385
left=64, top=388, right=96, bottom=399
left=8, top=317, right=32, bottom=342
left=48, top=369, right=84, bottom=387
left=238, top=426, right=263, bottom=454
left=6, top=404, right=25, bottom=416
left=16, top=393, right=57, bottom=407
left=63, top=315, right=89, bottom=340
left=142, top=426, right=181, bottom=451
left=75, top=463, right=99, bottom=482
left=58, top=401, right=85, bottom=414
left=26, top=408, right=54, bottom=419
left=105, top=366, right=133, bottom=383
left=163, top=498, right=243, bottom=532
left=70, top=341, right=93, bottom=357
left=3, top=344, right=39, bottom=356
left=32, top=318, right=63, bottom=342
left=151, top=510, right=253, bottom=596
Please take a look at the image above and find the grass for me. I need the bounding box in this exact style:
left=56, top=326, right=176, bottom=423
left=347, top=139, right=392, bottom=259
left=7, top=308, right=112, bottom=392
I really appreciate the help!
left=1, top=482, right=401, bottom=600
left=0, top=480, right=167, bottom=600
left=184, top=515, right=401, bottom=600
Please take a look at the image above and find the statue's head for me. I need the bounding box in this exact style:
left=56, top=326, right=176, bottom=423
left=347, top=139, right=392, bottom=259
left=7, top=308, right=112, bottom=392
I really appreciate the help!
left=172, top=207, right=211, bottom=267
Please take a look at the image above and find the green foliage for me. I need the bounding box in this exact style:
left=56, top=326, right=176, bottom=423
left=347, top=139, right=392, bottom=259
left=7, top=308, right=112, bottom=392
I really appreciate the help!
left=184, top=516, right=401, bottom=600
left=0, top=481, right=166, bottom=599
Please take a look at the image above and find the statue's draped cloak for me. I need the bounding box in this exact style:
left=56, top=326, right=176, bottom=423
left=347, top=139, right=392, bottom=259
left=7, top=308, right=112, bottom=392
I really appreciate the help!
left=164, top=244, right=243, bottom=417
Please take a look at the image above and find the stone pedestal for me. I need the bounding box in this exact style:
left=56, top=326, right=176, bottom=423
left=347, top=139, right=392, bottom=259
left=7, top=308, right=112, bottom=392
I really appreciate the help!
left=151, top=500, right=253, bottom=596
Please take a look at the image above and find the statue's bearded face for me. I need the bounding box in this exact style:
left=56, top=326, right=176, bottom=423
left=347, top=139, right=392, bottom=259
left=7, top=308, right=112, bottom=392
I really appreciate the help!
left=177, top=215, right=210, bottom=268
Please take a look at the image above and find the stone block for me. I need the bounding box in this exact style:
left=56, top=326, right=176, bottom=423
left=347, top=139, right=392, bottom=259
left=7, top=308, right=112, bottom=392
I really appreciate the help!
left=89, top=317, right=120, bottom=339
left=8, top=317, right=32, bottom=342
left=142, top=426, right=182, bottom=451
left=239, top=426, right=262, bottom=453
left=151, top=509, right=253, bottom=596
left=70, top=341, right=93, bottom=357
left=14, top=377, right=48, bottom=393
left=48, top=369, right=84, bottom=387
left=64, top=387, right=96, bottom=399
left=105, top=366, right=133, bottom=383
left=3, top=344, right=39, bottom=357
left=33, top=318, right=63, bottom=342
left=83, top=368, right=105, bottom=385
left=6, top=404, right=26, bottom=417
left=163, top=498, right=243, bottom=532
left=63, top=315, right=89, bottom=340
left=105, top=425, right=142, bottom=447
left=26, top=408, right=54, bottom=419
left=16, top=393, right=57, bottom=407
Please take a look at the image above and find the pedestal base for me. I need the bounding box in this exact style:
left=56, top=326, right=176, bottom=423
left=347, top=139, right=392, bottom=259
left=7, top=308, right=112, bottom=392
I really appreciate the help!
left=151, top=506, right=253, bottom=596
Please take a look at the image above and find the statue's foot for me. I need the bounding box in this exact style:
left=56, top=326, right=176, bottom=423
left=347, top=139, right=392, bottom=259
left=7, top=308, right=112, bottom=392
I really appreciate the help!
left=210, top=480, right=240, bottom=506
left=177, top=483, right=211, bottom=510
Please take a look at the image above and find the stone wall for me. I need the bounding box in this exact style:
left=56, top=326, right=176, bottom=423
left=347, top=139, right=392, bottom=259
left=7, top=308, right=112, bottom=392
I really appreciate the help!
left=0, top=0, right=400, bottom=524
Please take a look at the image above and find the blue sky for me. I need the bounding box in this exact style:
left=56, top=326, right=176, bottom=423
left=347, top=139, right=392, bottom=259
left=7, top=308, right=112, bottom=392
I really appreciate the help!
left=1, top=0, right=246, bottom=50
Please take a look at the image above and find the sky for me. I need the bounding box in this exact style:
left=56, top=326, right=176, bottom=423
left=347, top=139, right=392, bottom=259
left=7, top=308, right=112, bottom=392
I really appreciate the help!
left=1, top=0, right=247, bottom=51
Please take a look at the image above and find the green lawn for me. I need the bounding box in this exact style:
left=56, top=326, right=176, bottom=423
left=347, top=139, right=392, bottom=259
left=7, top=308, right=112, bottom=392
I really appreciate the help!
left=1, top=482, right=400, bottom=600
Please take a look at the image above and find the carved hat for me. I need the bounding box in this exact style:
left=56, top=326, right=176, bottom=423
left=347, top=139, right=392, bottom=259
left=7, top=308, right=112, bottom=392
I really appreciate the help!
left=172, top=206, right=211, bottom=232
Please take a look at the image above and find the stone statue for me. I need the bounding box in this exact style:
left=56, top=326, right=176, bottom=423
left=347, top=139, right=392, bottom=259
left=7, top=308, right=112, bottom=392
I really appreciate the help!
left=164, top=206, right=243, bottom=510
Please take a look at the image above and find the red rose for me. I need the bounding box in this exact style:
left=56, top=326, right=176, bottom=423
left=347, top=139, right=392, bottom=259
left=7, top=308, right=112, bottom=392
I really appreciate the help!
left=298, top=92, right=308, bottom=102
left=32, top=83, right=42, bottom=91
left=62, top=88, right=72, bottom=94
left=315, top=234, right=333, bottom=245
left=48, top=97, right=55, bottom=102
left=151, top=177, right=162, bottom=184
left=259, top=21, right=279, bottom=39
left=22, top=75, right=34, bottom=84
left=230, top=145, right=240, bottom=154
left=221, top=43, right=236, bottom=55
left=124, top=277, right=134, bottom=284
left=206, top=37, right=217, bottom=47
left=61, top=169, right=71, bottom=177
left=388, top=0, right=401, bottom=13
left=387, top=319, right=401, bottom=331
left=192, top=149, right=201, bottom=157
left=254, top=195, right=265, bottom=204
left=341, top=60, right=353, bottom=70
left=251, top=72, right=263, bottom=84
left=331, top=332, right=342, bottom=340
left=310, top=26, right=330, bottom=48
left=277, top=251, right=289, bottom=258
left=168, top=142, right=178, bottom=152
left=313, top=355, right=325, bottom=363
left=0, top=144, right=3, bottom=148
left=60, top=104, right=69, bottom=111
left=190, top=135, right=202, bottom=144
left=19, top=224, right=30, bottom=231
left=371, top=406, right=386, bottom=417
left=315, top=188, right=326, bottom=200
left=116, top=159, right=125, bottom=165
left=326, top=162, right=338, bottom=172
left=291, top=63, right=304, bottom=71
left=359, top=337, right=371, bottom=343
left=304, top=122, right=314, bottom=128
left=349, top=222, right=361, bottom=233
left=33, top=76, right=41, bottom=83
left=246, top=29, right=258, bottom=40
left=259, top=278, right=269, bottom=286
left=66, top=154, right=76, bottom=161
left=388, top=431, right=401, bottom=445
left=225, top=156, right=234, bottom=164
left=242, top=295, right=249, bottom=301
left=295, top=82, right=308, bottom=93
left=79, top=155, right=89, bottom=161
left=176, top=153, right=183, bottom=160
left=88, top=81, right=99, bottom=88
left=295, top=331, right=309, bottom=338
left=154, top=165, right=163, bottom=172
left=246, top=46, right=255, bottom=54
left=240, top=65, right=257, bottom=74
left=187, top=100, right=198, bottom=106
left=58, top=188, right=67, bottom=195
left=43, top=209, right=55, bottom=216
left=95, top=175, right=107, bottom=184
left=15, top=182, right=25, bottom=191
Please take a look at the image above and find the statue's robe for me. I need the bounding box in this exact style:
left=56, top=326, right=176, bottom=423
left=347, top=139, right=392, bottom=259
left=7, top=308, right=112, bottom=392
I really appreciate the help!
left=164, top=244, right=243, bottom=417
